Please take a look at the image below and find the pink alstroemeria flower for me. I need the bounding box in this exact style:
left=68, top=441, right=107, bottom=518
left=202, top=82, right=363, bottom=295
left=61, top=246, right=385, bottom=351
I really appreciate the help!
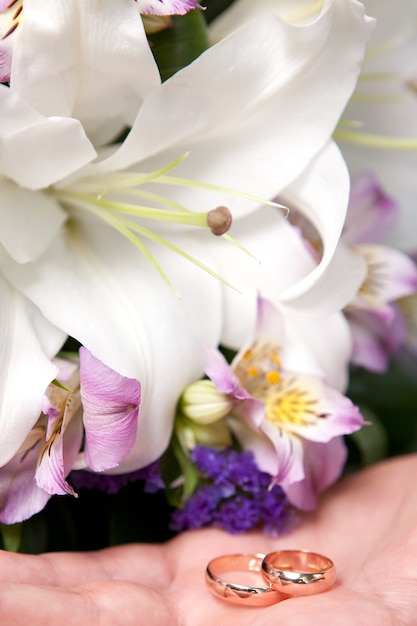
left=0, top=0, right=21, bottom=83
left=136, top=0, right=201, bottom=16
left=204, top=297, right=364, bottom=511
left=0, top=347, right=141, bottom=524
left=343, top=172, right=417, bottom=372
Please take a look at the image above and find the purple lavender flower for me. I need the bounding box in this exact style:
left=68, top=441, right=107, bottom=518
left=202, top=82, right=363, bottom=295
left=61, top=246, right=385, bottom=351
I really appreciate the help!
left=69, top=461, right=164, bottom=496
left=170, top=446, right=295, bottom=535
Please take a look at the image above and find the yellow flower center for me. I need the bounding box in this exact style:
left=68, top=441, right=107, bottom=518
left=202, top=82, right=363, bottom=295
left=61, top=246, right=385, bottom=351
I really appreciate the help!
left=235, top=344, right=326, bottom=431
left=264, top=377, right=324, bottom=428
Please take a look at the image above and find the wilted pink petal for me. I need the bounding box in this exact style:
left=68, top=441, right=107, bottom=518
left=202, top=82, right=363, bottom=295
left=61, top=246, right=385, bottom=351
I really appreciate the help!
left=0, top=430, right=51, bottom=523
left=35, top=412, right=83, bottom=496
left=79, top=348, right=141, bottom=472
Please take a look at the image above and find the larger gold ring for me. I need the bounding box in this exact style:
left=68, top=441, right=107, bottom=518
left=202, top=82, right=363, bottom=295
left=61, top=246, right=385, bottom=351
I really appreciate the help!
left=206, top=554, right=286, bottom=606
left=261, top=550, right=336, bottom=596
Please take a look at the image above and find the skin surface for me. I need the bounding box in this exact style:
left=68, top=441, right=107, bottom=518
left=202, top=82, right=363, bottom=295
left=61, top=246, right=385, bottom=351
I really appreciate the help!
left=0, top=455, right=416, bottom=625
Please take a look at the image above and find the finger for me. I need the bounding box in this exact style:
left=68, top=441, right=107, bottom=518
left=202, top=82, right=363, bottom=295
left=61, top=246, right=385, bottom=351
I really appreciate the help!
left=0, top=544, right=172, bottom=588
left=0, top=580, right=174, bottom=626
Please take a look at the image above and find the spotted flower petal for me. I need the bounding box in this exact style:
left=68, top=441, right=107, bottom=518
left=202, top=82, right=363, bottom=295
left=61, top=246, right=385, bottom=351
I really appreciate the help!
left=354, top=244, right=417, bottom=308
left=136, top=0, right=201, bottom=16
left=204, top=296, right=364, bottom=509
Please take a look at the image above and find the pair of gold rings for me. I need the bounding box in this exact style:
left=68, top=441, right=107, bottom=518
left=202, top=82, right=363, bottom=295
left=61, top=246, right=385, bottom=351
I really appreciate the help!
left=206, top=550, right=336, bottom=607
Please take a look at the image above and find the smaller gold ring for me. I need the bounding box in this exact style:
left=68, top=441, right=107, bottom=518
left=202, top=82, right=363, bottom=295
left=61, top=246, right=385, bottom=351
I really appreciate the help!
left=206, top=553, right=286, bottom=606
left=261, top=550, right=336, bottom=596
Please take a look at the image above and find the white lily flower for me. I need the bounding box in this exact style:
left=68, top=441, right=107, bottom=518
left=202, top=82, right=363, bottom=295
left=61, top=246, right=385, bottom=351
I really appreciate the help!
left=0, top=0, right=371, bottom=475
left=336, top=0, right=417, bottom=250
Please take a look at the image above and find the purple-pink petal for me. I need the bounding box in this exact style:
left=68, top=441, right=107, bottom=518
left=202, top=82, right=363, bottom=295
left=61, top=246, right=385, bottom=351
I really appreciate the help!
left=205, top=346, right=265, bottom=427
left=284, top=437, right=348, bottom=511
left=344, top=171, right=400, bottom=244
left=347, top=306, right=407, bottom=373
left=79, top=348, right=141, bottom=472
left=292, top=380, right=364, bottom=443
left=35, top=414, right=83, bottom=497
left=0, top=433, right=51, bottom=523
left=0, top=47, right=11, bottom=83
left=360, top=246, right=417, bottom=306
left=136, top=0, right=201, bottom=16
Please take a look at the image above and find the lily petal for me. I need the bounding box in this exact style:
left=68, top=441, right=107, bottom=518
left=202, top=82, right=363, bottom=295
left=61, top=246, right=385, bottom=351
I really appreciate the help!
left=0, top=275, right=62, bottom=466
left=80, top=347, right=141, bottom=472
left=11, top=0, right=161, bottom=145
left=210, top=0, right=326, bottom=39
left=97, top=1, right=372, bottom=218
left=0, top=85, right=96, bottom=189
left=1, top=215, right=223, bottom=471
left=279, top=142, right=368, bottom=313
left=0, top=178, right=66, bottom=263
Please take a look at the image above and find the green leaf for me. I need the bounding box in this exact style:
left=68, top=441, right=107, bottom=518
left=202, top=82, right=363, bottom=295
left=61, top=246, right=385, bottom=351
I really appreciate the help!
left=0, top=523, right=22, bottom=552
left=148, top=9, right=211, bottom=81
left=347, top=359, right=417, bottom=456
left=348, top=407, right=389, bottom=466
left=169, top=436, right=200, bottom=505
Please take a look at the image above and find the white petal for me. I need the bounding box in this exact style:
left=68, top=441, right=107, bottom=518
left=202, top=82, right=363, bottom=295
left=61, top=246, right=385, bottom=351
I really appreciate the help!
left=0, top=179, right=66, bottom=262
left=0, top=275, right=61, bottom=466
left=209, top=206, right=316, bottom=348
left=0, top=85, right=96, bottom=189
left=97, top=2, right=371, bottom=216
left=210, top=0, right=327, bottom=40
left=339, top=0, right=417, bottom=251
left=279, top=142, right=368, bottom=313
left=1, top=215, right=224, bottom=471
left=11, top=0, right=160, bottom=146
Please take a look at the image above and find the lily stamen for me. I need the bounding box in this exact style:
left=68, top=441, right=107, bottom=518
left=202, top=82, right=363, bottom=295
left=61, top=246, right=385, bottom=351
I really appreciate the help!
left=51, top=153, right=281, bottom=291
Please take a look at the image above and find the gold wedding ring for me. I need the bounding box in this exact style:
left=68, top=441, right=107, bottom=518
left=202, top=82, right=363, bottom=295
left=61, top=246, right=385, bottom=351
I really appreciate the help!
left=205, top=553, right=286, bottom=606
left=261, top=550, right=336, bottom=596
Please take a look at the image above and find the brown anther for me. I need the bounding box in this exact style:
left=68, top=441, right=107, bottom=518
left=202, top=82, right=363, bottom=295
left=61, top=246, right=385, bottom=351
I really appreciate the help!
left=406, top=78, right=417, bottom=95
left=207, top=206, right=232, bottom=236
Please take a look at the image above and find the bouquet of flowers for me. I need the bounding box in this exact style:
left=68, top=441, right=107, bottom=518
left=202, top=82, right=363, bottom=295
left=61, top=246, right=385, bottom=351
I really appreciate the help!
left=0, top=0, right=416, bottom=554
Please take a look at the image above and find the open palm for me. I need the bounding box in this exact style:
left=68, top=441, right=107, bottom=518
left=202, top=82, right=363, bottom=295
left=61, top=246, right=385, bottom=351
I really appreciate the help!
left=0, top=455, right=416, bottom=625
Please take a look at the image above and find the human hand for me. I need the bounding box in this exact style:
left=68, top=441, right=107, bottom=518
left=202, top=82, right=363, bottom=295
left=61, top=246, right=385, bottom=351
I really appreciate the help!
left=0, top=455, right=416, bottom=625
